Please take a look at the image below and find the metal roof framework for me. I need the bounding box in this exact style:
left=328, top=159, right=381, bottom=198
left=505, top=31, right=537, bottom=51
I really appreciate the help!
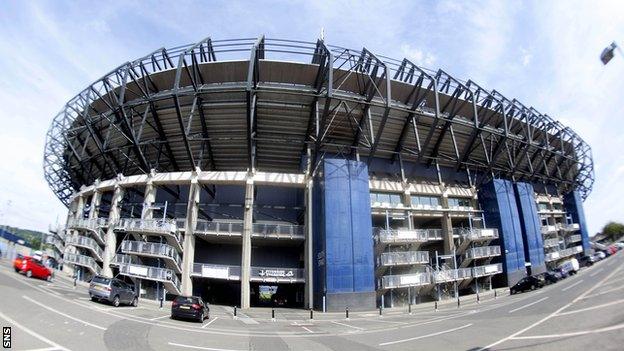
left=43, top=36, right=594, bottom=206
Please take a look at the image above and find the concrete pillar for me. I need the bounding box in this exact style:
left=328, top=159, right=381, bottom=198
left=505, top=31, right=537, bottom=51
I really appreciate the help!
left=441, top=188, right=455, bottom=254
left=402, top=187, right=413, bottom=229
left=63, top=194, right=85, bottom=277
left=181, top=176, right=200, bottom=296
left=88, top=188, right=102, bottom=219
left=76, top=195, right=86, bottom=219
left=102, top=183, right=124, bottom=278
left=142, top=176, right=157, bottom=220
left=240, top=176, right=254, bottom=309
left=304, top=178, right=313, bottom=309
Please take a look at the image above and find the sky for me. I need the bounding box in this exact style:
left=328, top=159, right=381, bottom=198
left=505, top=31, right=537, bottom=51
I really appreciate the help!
left=0, top=0, right=623, bottom=235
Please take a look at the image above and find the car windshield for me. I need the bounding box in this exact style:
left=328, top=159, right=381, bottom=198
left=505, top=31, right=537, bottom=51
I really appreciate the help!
left=175, top=296, right=198, bottom=304
left=92, top=276, right=111, bottom=285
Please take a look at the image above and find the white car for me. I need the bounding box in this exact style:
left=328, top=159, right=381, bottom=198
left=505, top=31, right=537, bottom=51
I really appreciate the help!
left=594, top=251, right=606, bottom=260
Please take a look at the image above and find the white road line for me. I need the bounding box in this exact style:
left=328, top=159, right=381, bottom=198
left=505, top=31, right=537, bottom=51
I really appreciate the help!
left=150, top=314, right=171, bottom=321
left=589, top=268, right=604, bottom=277
left=476, top=260, right=623, bottom=351
left=511, top=322, right=624, bottom=340
left=331, top=320, right=364, bottom=331
left=508, top=297, right=550, bottom=313
left=22, top=295, right=107, bottom=331
left=369, top=318, right=408, bottom=325
left=202, top=317, right=219, bottom=328
left=167, top=341, right=245, bottom=351
left=555, top=299, right=624, bottom=317
left=0, top=310, right=70, bottom=351
left=561, top=279, right=584, bottom=291
left=301, top=326, right=314, bottom=333
left=23, top=347, right=60, bottom=351
left=584, top=285, right=624, bottom=299
left=379, top=323, right=473, bottom=346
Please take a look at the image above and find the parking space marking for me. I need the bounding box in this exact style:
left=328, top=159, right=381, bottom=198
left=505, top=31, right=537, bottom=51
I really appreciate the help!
left=379, top=323, right=472, bottom=346
left=561, top=280, right=583, bottom=291
left=202, top=317, right=219, bottom=328
left=589, top=268, right=604, bottom=277
left=555, top=298, right=624, bottom=317
left=150, top=314, right=171, bottom=321
left=22, top=295, right=107, bottom=331
left=168, top=341, right=245, bottom=351
left=508, top=297, right=549, bottom=314
left=331, top=320, right=364, bottom=331
left=0, top=310, right=70, bottom=351
left=510, top=322, right=624, bottom=340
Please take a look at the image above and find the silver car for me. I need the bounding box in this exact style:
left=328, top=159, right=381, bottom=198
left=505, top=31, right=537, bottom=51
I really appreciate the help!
left=89, top=275, right=138, bottom=307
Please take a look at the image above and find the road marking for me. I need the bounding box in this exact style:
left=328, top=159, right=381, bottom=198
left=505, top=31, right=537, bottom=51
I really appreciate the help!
left=379, top=323, right=473, bottom=346
left=476, top=260, right=623, bottom=351
left=589, top=268, right=604, bottom=277
left=584, top=285, right=624, bottom=299
left=150, top=314, right=171, bottom=321
left=555, top=298, right=624, bottom=317
left=331, top=320, right=364, bottom=331
left=202, top=317, right=219, bottom=328
left=22, top=295, right=107, bottom=331
left=300, top=326, right=314, bottom=333
left=511, top=322, right=624, bottom=340
left=0, top=310, right=70, bottom=351
left=23, top=347, right=61, bottom=351
left=168, top=342, right=245, bottom=351
left=561, top=279, right=584, bottom=291
left=508, top=297, right=549, bottom=313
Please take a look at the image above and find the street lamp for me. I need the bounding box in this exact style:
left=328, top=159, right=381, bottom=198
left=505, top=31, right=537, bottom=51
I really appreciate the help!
left=600, top=41, right=623, bottom=65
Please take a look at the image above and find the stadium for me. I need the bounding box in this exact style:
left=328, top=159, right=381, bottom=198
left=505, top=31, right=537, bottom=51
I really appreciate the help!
left=43, top=36, right=594, bottom=311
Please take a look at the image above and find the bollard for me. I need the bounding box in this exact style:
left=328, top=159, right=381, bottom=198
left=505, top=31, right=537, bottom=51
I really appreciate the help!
left=271, top=308, right=275, bottom=321
left=345, top=307, right=349, bottom=320
left=494, top=289, right=498, bottom=299
left=434, top=301, right=438, bottom=311
left=234, top=306, right=237, bottom=318
left=73, top=276, right=77, bottom=288
left=379, top=306, right=383, bottom=316
left=310, top=308, right=313, bottom=320
left=457, top=298, right=461, bottom=308
left=408, top=303, right=412, bottom=315
left=160, top=297, right=163, bottom=309
left=476, top=293, right=480, bottom=304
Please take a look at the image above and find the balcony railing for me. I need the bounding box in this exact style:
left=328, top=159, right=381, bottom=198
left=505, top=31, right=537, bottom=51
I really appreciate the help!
left=63, top=252, right=101, bottom=274
left=252, top=223, right=304, bottom=240
left=453, top=228, right=499, bottom=241
left=464, top=246, right=501, bottom=260
left=472, top=263, right=503, bottom=277
left=45, top=235, right=65, bottom=253
left=250, top=266, right=305, bottom=283
left=567, top=234, right=582, bottom=243
left=110, top=254, right=141, bottom=266
left=560, top=223, right=580, bottom=232
left=115, top=218, right=181, bottom=247
left=191, top=263, right=241, bottom=280
left=379, top=251, right=429, bottom=266
left=543, top=238, right=560, bottom=248
left=545, top=246, right=582, bottom=262
left=433, top=268, right=472, bottom=283
left=65, top=235, right=103, bottom=261
left=195, top=220, right=243, bottom=236
left=375, top=228, right=443, bottom=244
left=541, top=225, right=558, bottom=234
left=120, top=240, right=181, bottom=271
left=66, top=218, right=106, bottom=244
left=118, top=262, right=180, bottom=292
left=381, top=272, right=431, bottom=289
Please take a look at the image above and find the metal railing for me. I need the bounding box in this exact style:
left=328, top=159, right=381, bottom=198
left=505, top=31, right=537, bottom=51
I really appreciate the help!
left=472, top=263, right=503, bottom=277
left=195, top=220, right=243, bottom=236
left=110, top=254, right=141, bottom=266
left=45, top=235, right=65, bottom=253
left=65, top=235, right=103, bottom=261
left=543, top=238, right=560, bottom=248
left=453, top=228, right=499, bottom=240
left=379, top=251, right=429, bottom=266
left=66, top=218, right=106, bottom=244
left=250, top=266, right=305, bottom=283
left=567, top=234, right=582, bottom=243
left=252, top=223, right=304, bottom=240
left=118, top=262, right=180, bottom=292
left=464, top=246, right=501, bottom=260
left=561, top=223, right=580, bottom=232
left=375, top=228, right=443, bottom=244
left=120, top=240, right=181, bottom=270
left=381, top=272, right=431, bottom=289
left=541, top=225, right=558, bottom=234
left=545, top=246, right=581, bottom=262
left=192, top=263, right=241, bottom=280
left=433, top=268, right=472, bottom=283
left=115, top=218, right=181, bottom=241
left=63, top=252, right=101, bottom=274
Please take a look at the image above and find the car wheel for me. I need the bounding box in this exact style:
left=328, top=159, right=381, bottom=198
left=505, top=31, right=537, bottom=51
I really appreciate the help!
left=26, top=270, right=32, bottom=278
left=530, top=284, right=535, bottom=290
left=91, top=296, right=98, bottom=302
left=14, top=268, right=19, bottom=273
left=198, top=312, right=204, bottom=323
left=113, top=295, right=120, bottom=307
left=46, top=275, right=52, bottom=282
left=131, top=297, right=138, bottom=307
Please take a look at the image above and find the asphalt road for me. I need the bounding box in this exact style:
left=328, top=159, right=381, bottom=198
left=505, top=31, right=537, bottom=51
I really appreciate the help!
left=0, top=251, right=623, bottom=351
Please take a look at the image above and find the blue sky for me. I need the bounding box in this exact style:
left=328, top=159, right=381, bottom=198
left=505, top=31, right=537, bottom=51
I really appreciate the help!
left=0, top=0, right=622, bottom=234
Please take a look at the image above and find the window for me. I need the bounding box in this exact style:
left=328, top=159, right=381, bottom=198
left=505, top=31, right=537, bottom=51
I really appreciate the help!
left=448, top=197, right=471, bottom=208
left=538, top=203, right=549, bottom=211
left=411, top=195, right=440, bottom=208
left=370, top=192, right=402, bottom=206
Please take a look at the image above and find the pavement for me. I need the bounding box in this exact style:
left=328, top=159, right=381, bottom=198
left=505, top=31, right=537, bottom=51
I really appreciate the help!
left=0, top=251, right=622, bottom=350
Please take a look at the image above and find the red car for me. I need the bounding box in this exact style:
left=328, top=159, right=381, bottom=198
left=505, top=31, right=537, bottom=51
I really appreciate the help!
left=14, top=255, right=52, bottom=281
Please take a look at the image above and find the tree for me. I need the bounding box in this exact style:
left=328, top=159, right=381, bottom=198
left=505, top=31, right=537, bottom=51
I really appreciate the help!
left=601, top=222, right=624, bottom=242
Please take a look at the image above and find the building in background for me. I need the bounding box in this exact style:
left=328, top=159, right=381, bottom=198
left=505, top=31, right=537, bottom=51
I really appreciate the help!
left=43, top=36, right=593, bottom=310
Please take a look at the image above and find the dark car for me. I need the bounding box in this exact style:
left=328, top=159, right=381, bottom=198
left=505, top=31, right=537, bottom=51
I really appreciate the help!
left=171, top=296, right=209, bottom=322
left=89, top=275, right=138, bottom=307
left=510, top=276, right=543, bottom=294
left=543, top=271, right=561, bottom=284
left=578, top=255, right=595, bottom=267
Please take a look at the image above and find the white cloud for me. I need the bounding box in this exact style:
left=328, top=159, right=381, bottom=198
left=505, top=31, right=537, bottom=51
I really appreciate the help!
left=400, top=44, right=436, bottom=67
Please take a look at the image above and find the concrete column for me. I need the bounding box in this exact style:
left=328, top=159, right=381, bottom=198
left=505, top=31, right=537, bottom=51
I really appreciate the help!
left=181, top=176, right=200, bottom=296
left=102, top=183, right=124, bottom=278
left=88, top=188, right=102, bottom=219
left=240, top=176, right=254, bottom=309
left=441, top=188, right=455, bottom=254
left=76, top=195, right=86, bottom=219
left=304, top=178, right=313, bottom=309
left=142, top=177, right=156, bottom=220
left=63, top=195, right=85, bottom=277
left=402, top=187, right=413, bottom=229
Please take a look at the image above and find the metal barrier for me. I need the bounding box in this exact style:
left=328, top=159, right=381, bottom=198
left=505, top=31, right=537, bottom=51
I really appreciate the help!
left=433, top=268, right=472, bottom=283
left=120, top=240, right=181, bottom=269
left=118, top=262, right=180, bottom=292
left=375, top=228, right=443, bottom=244
left=252, top=223, right=304, bottom=240
left=191, top=263, right=241, bottom=280
left=115, top=218, right=180, bottom=242
left=63, top=252, right=101, bottom=274
left=110, top=254, right=141, bottom=266
left=472, top=263, right=503, bottom=277
left=65, top=235, right=103, bottom=260
left=453, top=228, right=499, bottom=240
left=541, top=225, right=558, bottom=234
left=66, top=218, right=106, bottom=243
left=379, top=251, right=429, bottom=266
left=561, top=223, right=580, bottom=232
left=381, top=272, right=431, bottom=289
left=567, top=234, right=582, bottom=243
left=195, top=220, right=244, bottom=236
left=543, top=238, right=560, bottom=248
left=464, top=246, right=501, bottom=260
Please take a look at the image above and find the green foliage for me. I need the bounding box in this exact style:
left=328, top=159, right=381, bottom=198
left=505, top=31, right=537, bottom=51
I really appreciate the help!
left=1, top=225, right=48, bottom=250
left=601, top=222, right=624, bottom=241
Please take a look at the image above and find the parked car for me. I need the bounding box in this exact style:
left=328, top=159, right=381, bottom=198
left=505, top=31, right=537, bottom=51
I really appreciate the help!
left=14, top=255, right=52, bottom=281
left=13, top=254, right=26, bottom=272
left=89, top=275, right=138, bottom=307
left=594, top=251, right=606, bottom=260
left=607, top=246, right=618, bottom=256
left=171, top=296, right=209, bottom=322
left=543, top=271, right=562, bottom=284
left=510, top=275, right=543, bottom=294
left=558, top=258, right=579, bottom=276
left=579, top=255, right=595, bottom=267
